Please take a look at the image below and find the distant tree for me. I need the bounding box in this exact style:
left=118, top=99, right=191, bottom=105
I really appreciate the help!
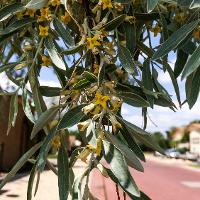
left=152, top=132, right=169, bottom=150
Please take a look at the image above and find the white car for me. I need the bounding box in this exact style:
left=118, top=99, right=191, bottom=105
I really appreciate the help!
left=165, top=149, right=180, bottom=158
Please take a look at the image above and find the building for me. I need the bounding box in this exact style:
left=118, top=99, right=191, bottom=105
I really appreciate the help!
left=169, top=122, right=200, bottom=155
left=187, top=123, right=200, bottom=156
left=0, top=95, right=36, bottom=171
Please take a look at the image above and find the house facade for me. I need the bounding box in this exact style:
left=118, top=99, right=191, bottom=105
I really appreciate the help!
left=0, top=95, right=36, bottom=171
left=187, top=123, right=200, bottom=156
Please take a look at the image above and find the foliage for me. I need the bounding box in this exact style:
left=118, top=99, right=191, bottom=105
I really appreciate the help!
left=0, top=0, right=200, bottom=199
left=140, top=132, right=169, bottom=151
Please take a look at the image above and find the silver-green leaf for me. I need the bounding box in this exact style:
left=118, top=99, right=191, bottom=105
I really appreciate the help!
left=45, top=37, right=67, bottom=70
left=152, top=20, right=198, bottom=60
left=147, top=0, right=159, bottom=13
left=103, top=140, right=140, bottom=198
left=7, top=92, right=18, bottom=135
left=182, top=44, right=200, bottom=79
left=25, top=0, right=48, bottom=10
left=31, top=106, right=59, bottom=139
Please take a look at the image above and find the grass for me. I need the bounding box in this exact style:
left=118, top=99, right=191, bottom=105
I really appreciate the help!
left=188, top=163, right=200, bottom=168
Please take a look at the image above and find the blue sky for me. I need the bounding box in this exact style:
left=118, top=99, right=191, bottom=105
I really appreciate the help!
left=0, top=58, right=199, bottom=134
left=0, top=32, right=199, bottom=134
left=38, top=54, right=200, bottom=134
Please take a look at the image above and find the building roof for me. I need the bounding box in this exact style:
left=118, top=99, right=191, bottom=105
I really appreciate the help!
left=170, top=123, right=200, bottom=142
left=186, top=123, right=200, bottom=132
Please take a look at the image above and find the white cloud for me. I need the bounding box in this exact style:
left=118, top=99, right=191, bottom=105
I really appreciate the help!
left=0, top=72, right=60, bottom=90
left=122, top=100, right=200, bottom=134
left=0, top=73, right=17, bottom=90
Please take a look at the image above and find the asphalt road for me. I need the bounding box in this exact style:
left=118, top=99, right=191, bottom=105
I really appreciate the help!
left=133, top=160, right=200, bottom=200
left=91, top=159, right=200, bottom=200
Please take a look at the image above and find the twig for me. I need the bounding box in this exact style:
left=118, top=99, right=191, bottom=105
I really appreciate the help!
left=116, top=184, right=120, bottom=200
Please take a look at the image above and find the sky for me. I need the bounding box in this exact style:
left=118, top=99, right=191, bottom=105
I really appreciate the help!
left=0, top=32, right=200, bottom=135
left=1, top=60, right=200, bottom=135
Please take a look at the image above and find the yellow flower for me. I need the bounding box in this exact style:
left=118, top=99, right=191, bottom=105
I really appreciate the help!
left=193, top=27, right=200, bottom=39
left=93, top=63, right=99, bottom=74
left=51, top=136, right=61, bottom=148
left=94, top=92, right=110, bottom=109
left=87, top=35, right=101, bottom=49
left=41, top=55, right=52, bottom=66
left=25, top=9, right=35, bottom=18
left=150, top=24, right=161, bottom=37
left=96, top=138, right=102, bottom=156
left=39, top=25, right=49, bottom=36
left=174, top=13, right=186, bottom=24
left=101, top=0, right=113, bottom=10
left=38, top=7, right=50, bottom=22
left=77, top=145, right=95, bottom=162
left=51, top=0, right=61, bottom=6
left=61, top=12, right=71, bottom=24
left=40, top=7, right=50, bottom=17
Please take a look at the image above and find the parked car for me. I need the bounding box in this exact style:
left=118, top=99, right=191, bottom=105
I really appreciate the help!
left=165, top=149, right=180, bottom=159
left=185, top=152, right=198, bottom=161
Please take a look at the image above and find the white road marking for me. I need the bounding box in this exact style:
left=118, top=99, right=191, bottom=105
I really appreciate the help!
left=181, top=181, right=200, bottom=188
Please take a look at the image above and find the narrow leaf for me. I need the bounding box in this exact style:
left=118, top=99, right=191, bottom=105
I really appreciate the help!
left=22, top=87, right=35, bottom=123
left=165, top=63, right=181, bottom=107
left=182, top=44, right=200, bottom=79
left=105, top=132, right=144, bottom=172
left=37, top=127, right=58, bottom=171
left=103, top=141, right=140, bottom=198
left=31, top=106, right=59, bottom=139
left=7, top=92, right=18, bottom=135
left=39, top=86, right=62, bottom=97
left=53, top=18, right=74, bottom=46
left=0, top=18, right=35, bottom=35
left=147, top=0, right=159, bottom=13
left=103, top=14, right=126, bottom=31
left=0, top=63, right=17, bottom=73
left=62, top=44, right=85, bottom=55
left=45, top=37, right=66, bottom=70
left=27, top=162, right=37, bottom=200
left=58, top=104, right=86, bottom=130
left=0, top=3, right=24, bottom=22
left=73, top=79, right=91, bottom=90
left=58, top=141, right=69, bottom=200
left=118, top=117, right=165, bottom=154
left=174, top=49, right=188, bottom=78
left=142, top=59, right=154, bottom=107
left=117, top=92, right=149, bottom=107
left=25, top=0, right=48, bottom=10
left=118, top=45, right=137, bottom=74
left=152, top=20, right=198, bottom=60
left=190, top=0, right=200, bottom=9
left=187, top=67, right=200, bottom=108
left=120, top=128, right=145, bottom=162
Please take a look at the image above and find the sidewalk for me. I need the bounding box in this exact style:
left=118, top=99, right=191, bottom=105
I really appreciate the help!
left=0, top=159, right=87, bottom=200
left=1, top=155, right=199, bottom=200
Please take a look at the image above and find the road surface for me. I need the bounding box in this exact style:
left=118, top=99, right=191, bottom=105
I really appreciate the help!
left=91, top=158, right=200, bottom=200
